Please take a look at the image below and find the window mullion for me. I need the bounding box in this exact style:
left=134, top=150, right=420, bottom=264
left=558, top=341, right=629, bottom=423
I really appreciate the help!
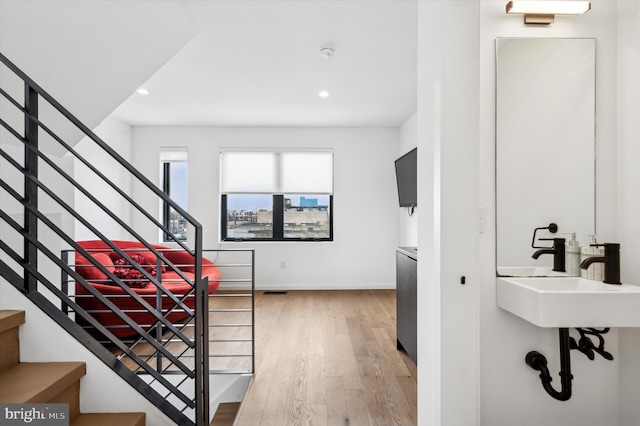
left=273, top=194, right=284, bottom=239
left=220, top=194, right=228, bottom=240
left=162, top=162, right=171, bottom=241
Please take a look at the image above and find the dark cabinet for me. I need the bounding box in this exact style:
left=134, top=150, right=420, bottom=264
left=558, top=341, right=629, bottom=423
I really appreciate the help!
left=396, top=247, right=417, bottom=366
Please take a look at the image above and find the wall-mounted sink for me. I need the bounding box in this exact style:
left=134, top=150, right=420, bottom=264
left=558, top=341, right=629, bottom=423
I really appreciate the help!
left=497, top=266, right=570, bottom=277
left=497, top=277, right=640, bottom=327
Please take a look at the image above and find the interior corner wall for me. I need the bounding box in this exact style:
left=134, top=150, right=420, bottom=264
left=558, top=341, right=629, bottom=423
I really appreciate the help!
left=478, top=2, right=621, bottom=426
left=616, top=2, right=640, bottom=425
left=398, top=112, right=418, bottom=247
left=130, top=126, right=399, bottom=290
left=416, top=2, right=480, bottom=425
left=74, top=116, right=133, bottom=241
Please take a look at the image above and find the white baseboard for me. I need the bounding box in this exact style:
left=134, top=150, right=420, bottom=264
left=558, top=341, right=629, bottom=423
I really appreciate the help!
left=217, top=282, right=395, bottom=291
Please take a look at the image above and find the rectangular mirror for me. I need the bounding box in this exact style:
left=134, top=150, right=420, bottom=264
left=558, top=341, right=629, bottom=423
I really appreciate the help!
left=496, top=38, right=595, bottom=276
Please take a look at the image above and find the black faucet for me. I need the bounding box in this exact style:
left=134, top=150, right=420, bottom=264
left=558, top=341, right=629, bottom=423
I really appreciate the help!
left=532, top=238, right=566, bottom=272
left=580, top=243, right=621, bottom=285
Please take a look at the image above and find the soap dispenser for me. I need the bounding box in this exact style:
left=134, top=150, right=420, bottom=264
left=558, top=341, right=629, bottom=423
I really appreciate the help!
left=564, top=233, right=581, bottom=276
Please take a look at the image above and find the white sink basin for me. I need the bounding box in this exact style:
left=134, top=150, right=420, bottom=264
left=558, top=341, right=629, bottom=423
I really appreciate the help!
left=497, top=266, right=570, bottom=277
left=497, top=277, right=640, bottom=327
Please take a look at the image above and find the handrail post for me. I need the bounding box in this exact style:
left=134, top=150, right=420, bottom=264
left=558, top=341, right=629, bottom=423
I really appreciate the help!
left=194, top=226, right=209, bottom=425
left=24, top=83, right=38, bottom=293
left=251, top=249, right=255, bottom=373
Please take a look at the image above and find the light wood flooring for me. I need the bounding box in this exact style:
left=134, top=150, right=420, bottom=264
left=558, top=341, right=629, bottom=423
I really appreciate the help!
left=235, top=290, right=417, bottom=426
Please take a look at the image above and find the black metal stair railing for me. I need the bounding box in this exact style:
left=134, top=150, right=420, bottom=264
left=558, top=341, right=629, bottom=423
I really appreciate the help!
left=0, top=51, right=213, bottom=425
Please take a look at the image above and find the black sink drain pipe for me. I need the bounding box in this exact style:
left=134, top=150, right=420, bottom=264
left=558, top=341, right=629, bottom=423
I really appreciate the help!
left=525, top=328, right=573, bottom=401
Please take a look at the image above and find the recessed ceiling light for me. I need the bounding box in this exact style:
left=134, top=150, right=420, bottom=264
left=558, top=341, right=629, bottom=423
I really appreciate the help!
left=136, top=87, right=149, bottom=95
left=318, top=90, right=330, bottom=98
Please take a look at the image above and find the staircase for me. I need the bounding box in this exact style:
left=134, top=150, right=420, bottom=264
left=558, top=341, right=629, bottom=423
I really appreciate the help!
left=0, top=310, right=145, bottom=425
left=1, top=50, right=255, bottom=424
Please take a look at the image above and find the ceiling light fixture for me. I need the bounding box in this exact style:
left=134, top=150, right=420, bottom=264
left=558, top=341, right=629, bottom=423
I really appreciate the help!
left=320, top=47, right=334, bottom=60
left=318, top=90, right=330, bottom=98
left=506, top=1, right=591, bottom=25
left=136, top=87, right=149, bottom=95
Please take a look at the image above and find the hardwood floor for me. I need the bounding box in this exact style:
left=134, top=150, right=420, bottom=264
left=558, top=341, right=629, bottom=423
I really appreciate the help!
left=235, top=290, right=417, bottom=426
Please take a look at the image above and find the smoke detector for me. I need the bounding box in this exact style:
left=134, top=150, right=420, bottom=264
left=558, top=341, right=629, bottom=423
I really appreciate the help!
left=319, top=47, right=334, bottom=59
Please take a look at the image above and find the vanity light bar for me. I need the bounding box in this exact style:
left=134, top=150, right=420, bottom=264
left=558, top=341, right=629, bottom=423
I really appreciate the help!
left=506, top=1, right=591, bottom=25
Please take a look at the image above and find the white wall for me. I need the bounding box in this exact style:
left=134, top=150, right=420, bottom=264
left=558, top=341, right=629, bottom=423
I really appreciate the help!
left=398, top=112, right=418, bottom=247
left=478, top=2, right=621, bottom=426
left=616, top=2, right=640, bottom=425
left=131, top=126, right=399, bottom=290
left=417, top=2, right=480, bottom=425
left=74, top=116, right=134, bottom=241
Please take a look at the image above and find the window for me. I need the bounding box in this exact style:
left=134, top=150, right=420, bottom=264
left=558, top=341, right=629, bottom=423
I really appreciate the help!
left=160, top=150, right=188, bottom=242
left=220, top=150, right=333, bottom=241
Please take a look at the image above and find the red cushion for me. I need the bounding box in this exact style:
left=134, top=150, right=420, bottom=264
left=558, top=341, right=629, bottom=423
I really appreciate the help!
left=75, top=252, right=114, bottom=282
left=75, top=240, right=221, bottom=339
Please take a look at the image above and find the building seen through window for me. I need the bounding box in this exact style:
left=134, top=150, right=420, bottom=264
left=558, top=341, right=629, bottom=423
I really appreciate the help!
left=220, top=150, right=333, bottom=241
left=161, top=150, right=188, bottom=242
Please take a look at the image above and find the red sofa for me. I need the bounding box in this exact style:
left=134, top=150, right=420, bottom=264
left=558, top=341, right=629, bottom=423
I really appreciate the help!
left=74, top=240, right=221, bottom=340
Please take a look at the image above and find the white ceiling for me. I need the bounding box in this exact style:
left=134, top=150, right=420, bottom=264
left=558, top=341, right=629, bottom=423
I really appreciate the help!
left=112, top=0, right=418, bottom=128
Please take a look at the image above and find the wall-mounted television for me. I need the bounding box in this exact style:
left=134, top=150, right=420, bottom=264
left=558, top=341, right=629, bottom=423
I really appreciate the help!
left=394, top=147, right=417, bottom=207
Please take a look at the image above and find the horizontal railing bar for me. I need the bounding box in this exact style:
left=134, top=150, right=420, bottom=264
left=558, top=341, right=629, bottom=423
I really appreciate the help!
left=212, top=263, right=253, bottom=267
left=156, top=355, right=251, bottom=359
left=0, top=86, right=23, bottom=111
left=208, top=324, right=253, bottom=328
left=159, top=338, right=251, bottom=343
left=71, top=294, right=196, bottom=299
left=141, top=369, right=251, bottom=375
left=209, top=354, right=252, bottom=358
left=76, top=309, right=194, bottom=315
left=211, top=292, right=252, bottom=295
left=163, top=339, right=252, bottom=343
left=175, top=323, right=252, bottom=328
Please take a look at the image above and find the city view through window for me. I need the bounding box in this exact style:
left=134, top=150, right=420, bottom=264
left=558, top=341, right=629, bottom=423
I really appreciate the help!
left=226, top=194, right=331, bottom=239
left=163, top=159, right=188, bottom=241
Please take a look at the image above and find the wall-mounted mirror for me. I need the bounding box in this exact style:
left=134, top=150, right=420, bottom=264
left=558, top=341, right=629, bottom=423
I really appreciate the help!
left=496, top=38, right=595, bottom=277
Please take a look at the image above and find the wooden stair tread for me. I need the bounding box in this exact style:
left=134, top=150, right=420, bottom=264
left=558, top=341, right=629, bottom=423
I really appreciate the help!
left=0, top=362, right=85, bottom=403
left=0, top=310, right=25, bottom=334
left=211, top=402, right=241, bottom=426
left=71, top=412, right=146, bottom=426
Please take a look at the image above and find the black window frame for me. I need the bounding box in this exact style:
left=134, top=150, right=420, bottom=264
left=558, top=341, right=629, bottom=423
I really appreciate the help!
left=221, top=194, right=333, bottom=242
left=161, top=161, right=188, bottom=242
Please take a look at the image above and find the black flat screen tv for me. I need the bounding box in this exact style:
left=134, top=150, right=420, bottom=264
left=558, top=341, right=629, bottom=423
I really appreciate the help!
left=394, top=147, right=417, bottom=207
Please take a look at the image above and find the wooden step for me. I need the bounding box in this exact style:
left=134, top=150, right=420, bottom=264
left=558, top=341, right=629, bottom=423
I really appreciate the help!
left=0, top=310, right=25, bottom=333
left=0, top=310, right=145, bottom=424
left=0, top=311, right=24, bottom=371
left=71, top=412, right=146, bottom=426
left=211, top=402, right=241, bottom=426
left=0, top=362, right=85, bottom=404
